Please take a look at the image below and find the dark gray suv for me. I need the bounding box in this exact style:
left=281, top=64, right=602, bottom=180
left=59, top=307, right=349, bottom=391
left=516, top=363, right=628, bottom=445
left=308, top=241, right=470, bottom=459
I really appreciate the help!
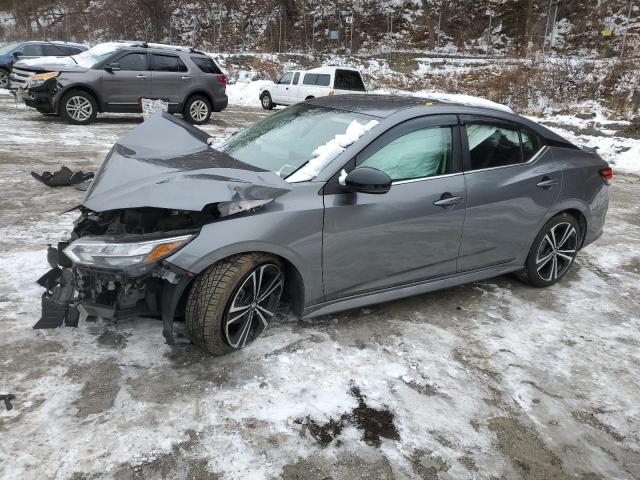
left=17, top=42, right=227, bottom=124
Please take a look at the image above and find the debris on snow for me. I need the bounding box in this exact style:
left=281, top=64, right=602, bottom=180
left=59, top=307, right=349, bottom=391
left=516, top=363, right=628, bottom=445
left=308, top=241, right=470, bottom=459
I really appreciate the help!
left=31, top=166, right=94, bottom=188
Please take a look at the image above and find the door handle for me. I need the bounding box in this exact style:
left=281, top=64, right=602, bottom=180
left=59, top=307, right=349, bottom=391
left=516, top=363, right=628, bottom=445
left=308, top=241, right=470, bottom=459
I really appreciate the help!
left=136, top=74, right=147, bottom=79
left=536, top=176, right=559, bottom=188
left=181, top=75, right=190, bottom=80
left=433, top=194, right=463, bottom=207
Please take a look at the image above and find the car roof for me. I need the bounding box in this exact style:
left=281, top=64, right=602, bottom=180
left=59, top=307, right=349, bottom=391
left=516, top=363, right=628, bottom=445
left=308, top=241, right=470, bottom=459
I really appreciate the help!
left=306, top=66, right=360, bottom=74
left=307, top=94, right=574, bottom=146
left=24, top=40, right=86, bottom=47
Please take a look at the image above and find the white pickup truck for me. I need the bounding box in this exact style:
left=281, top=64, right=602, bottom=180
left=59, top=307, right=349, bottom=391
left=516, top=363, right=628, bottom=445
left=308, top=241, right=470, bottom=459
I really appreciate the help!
left=259, top=66, right=366, bottom=109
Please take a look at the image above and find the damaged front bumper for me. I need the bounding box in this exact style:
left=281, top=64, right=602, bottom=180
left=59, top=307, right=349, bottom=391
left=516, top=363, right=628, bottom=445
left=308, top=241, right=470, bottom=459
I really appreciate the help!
left=35, top=238, right=195, bottom=345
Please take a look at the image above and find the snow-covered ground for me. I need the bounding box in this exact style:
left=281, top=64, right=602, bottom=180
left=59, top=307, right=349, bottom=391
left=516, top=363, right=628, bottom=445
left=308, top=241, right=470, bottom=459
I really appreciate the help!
left=0, top=95, right=639, bottom=480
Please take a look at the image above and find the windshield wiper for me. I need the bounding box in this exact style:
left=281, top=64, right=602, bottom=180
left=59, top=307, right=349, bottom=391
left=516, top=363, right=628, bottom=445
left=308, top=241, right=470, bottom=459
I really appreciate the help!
left=45, top=40, right=78, bottom=65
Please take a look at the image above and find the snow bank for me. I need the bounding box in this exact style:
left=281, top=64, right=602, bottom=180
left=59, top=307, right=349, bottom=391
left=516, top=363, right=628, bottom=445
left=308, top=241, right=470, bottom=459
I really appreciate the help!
left=226, top=80, right=273, bottom=108
left=287, top=119, right=379, bottom=182
left=372, top=87, right=513, bottom=113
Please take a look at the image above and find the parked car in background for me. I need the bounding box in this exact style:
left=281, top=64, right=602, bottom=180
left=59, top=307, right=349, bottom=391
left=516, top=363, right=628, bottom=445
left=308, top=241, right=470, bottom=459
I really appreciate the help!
left=0, top=40, right=86, bottom=89
left=43, top=95, right=610, bottom=355
left=14, top=41, right=227, bottom=124
left=259, top=66, right=366, bottom=109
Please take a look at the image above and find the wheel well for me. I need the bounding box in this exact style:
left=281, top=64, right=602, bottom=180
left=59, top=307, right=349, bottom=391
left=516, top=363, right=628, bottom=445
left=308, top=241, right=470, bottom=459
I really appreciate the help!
left=560, top=208, right=587, bottom=249
left=305, top=96, right=314, bottom=100
left=186, top=91, right=212, bottom=108
left=261, top=90, right=270, bottom=97
left=59, top=86, right=102, bottom=112
left=174, top=252, right=305, bottom=320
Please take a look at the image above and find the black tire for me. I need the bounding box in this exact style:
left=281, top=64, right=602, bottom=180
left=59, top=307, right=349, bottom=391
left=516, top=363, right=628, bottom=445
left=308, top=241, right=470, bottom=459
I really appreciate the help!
left=59, top=89, right=97, bottom=125
left=260, top=91, right=274, bottom=110
left=0, top=69, right=9, bottom=89
left=183, top=95, right=212, bottom=124
left=519, top=213, right=580, bottom=287
left=185, top=253, right=284, bottom=355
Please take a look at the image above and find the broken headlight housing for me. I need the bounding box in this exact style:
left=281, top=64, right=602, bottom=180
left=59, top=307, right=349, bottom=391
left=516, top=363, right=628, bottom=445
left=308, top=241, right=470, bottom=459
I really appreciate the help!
left=63, top=234, right=193, bottom=268
left=28, top=71, right=59, bottom=88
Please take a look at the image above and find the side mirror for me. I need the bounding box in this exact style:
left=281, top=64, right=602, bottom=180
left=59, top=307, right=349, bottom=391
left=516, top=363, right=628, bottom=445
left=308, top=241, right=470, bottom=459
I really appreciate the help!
left=342, top=167, right=392, bottom=194
left=12, top=51, right=23, bottom=57
left=105, top=63, right=121, bottom=72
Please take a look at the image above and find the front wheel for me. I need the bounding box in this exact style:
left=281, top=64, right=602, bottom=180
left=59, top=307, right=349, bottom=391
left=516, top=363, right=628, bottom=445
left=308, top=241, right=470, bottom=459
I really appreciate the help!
left=60, top=90, right=97, bottom=125
left=185, top=253, right=284, bottom=355
left=0, top=69, right=9, bottom=89
left=183, top=95, right=212, bottom=124
left=519, top=213, right=580, bottom=287
left=260, top=92, right=274, bottom=110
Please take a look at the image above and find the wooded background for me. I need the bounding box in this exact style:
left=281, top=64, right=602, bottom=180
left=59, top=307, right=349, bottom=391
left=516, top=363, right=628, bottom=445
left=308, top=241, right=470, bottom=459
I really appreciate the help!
left=1, top=0, right=638, bottom=58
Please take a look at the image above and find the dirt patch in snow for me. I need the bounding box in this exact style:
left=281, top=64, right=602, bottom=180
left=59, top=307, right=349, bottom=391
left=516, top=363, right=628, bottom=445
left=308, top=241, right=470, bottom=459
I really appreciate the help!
left=67, top=360, right=121, bottom=418
left=297, top=384, right=400, bottom=448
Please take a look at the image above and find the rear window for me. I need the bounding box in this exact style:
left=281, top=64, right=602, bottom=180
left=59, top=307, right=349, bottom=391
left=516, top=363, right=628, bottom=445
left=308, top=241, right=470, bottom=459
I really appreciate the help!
left=303, top=73, right=331, bottom=86
left=191, top=56, right=222, bottom=74
left=334, top=69, right=365, bottom=91
left=151, top=54, right=187, bottom=72
left=65, top=46, right=84, bottom=55
left=42, top=44, right=67, bottom=56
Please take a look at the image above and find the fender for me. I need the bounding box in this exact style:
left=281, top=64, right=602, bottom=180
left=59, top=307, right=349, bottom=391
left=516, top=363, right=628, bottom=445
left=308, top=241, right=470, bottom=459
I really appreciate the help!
left=54, top=83, right=105, bottom=112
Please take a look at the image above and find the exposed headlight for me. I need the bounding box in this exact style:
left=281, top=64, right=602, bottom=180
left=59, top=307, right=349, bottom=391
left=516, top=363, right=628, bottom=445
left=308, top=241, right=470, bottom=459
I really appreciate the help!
left=28, top=71, right=59, bottom=88
left=63, top=234, right=193, bottom=268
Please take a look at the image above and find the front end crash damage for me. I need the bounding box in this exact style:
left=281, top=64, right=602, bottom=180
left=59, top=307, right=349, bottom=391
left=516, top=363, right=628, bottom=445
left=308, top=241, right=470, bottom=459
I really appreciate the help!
left=35, top=113, right=292, bottom=344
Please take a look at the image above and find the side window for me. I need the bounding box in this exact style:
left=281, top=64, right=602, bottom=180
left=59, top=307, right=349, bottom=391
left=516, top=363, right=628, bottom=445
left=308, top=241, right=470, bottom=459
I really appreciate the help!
left=316, top=74, right=331, bottom=86
left=278, top=72, right=293, bottom=84
left=42, top=44, right=65, bottom=56
left=521, top=130, right=541, bottom=161
left=117, top=53, right=147, bottom=71
left=191, top=56, right=222, bottom=74
left=357, top=126, right=453, bottom=182
left=465, top=123, right=523, bottom=170
left=65, top=47, right=84, bottom=55
left=303, top=73, right=317, bottom=85
left=151, top=54, right=187, bottom=72
left=22, top=44, right=43, bottom=56
left=292, top=72, right=300, bottom=85
left=334, top=70, right=366, bottom=91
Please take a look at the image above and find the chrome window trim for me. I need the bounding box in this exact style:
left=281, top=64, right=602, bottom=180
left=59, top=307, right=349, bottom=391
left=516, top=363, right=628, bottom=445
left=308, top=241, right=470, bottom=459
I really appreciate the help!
left=392, top=171, right=463, bottom=185
left=464, top=145, right=548, bottom=174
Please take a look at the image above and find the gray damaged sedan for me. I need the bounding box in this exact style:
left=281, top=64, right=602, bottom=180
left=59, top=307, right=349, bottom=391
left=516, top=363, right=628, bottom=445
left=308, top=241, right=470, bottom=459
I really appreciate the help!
left=37, top=95, right=611, bottom=355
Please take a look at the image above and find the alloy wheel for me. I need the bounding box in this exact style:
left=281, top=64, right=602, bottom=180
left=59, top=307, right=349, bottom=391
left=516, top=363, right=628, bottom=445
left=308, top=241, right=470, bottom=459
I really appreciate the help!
left=535, top=221, right=578, bottom=282
left=224, top=263, right=283, bottom=349
left=189, top=100, right=209, bottom=122
left=262, top=95, right=270, bottom=108
left=66, top=96, right=93, bottom=122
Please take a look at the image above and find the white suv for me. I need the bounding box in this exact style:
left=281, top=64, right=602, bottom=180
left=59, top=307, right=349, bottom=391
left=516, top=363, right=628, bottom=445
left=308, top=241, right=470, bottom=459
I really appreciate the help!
left=259, top=66, right=366, bottom=109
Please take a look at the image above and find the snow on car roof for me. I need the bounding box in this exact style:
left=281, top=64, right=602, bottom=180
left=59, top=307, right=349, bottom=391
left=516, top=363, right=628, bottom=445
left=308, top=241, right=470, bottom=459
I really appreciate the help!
left=306, top=66, right=361, bottom=74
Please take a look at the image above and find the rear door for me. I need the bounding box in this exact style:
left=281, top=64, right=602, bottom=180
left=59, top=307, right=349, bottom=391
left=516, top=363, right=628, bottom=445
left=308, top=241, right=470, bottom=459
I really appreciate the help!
left=333, top=69, right=366, bottom=95
left=102, top=51, right=151, bottom=110
left=457, top=115, right=561, bottom=272
left=150, top=53, right=190, bottom=110
left=322, top=115, right=466, bottom=300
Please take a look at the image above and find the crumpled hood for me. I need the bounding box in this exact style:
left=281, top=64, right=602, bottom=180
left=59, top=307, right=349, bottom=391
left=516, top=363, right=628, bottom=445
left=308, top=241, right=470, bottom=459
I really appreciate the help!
left=83, top=113, right=292, bottom=212
left=14, top=57, right=89, bottom=73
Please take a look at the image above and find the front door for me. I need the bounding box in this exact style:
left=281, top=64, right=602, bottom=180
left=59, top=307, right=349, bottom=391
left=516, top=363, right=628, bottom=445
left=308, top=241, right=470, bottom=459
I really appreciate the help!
left=322, top=115, right=466, bottom=301
left=150, top=53, right=190, bottom=111
left=102, top=51, right=151, bottom=110
left=272, top=72, right=293, bottom=104
left=457, top=115, right=562, bottom=272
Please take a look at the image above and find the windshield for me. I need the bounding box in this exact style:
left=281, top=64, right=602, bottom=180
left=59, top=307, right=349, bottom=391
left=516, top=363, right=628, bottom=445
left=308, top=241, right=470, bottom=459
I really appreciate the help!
left=74, top=42, right=127, bottom=68
left=219, top=104, right=377, bottom=180
left=0, top=43, right=19, bottom=55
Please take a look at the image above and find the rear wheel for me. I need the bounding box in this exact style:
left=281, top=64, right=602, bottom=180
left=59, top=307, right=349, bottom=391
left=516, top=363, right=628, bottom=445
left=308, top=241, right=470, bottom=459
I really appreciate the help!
left=519, top=213, right=580, bottom=287
left=60, top=89, right=97, bottom=125
left=185, top=253, right=284, bottom=355
left=260, top=92, right=274, bottom=110
left=183, top=95, right=211, bottom=124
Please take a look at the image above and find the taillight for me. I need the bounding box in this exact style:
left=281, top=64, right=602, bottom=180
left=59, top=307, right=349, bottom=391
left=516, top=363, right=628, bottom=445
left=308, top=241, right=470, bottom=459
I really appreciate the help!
left=600, top=167, right=613, bottom=185
left=216, top=75, right=227, bottom=89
